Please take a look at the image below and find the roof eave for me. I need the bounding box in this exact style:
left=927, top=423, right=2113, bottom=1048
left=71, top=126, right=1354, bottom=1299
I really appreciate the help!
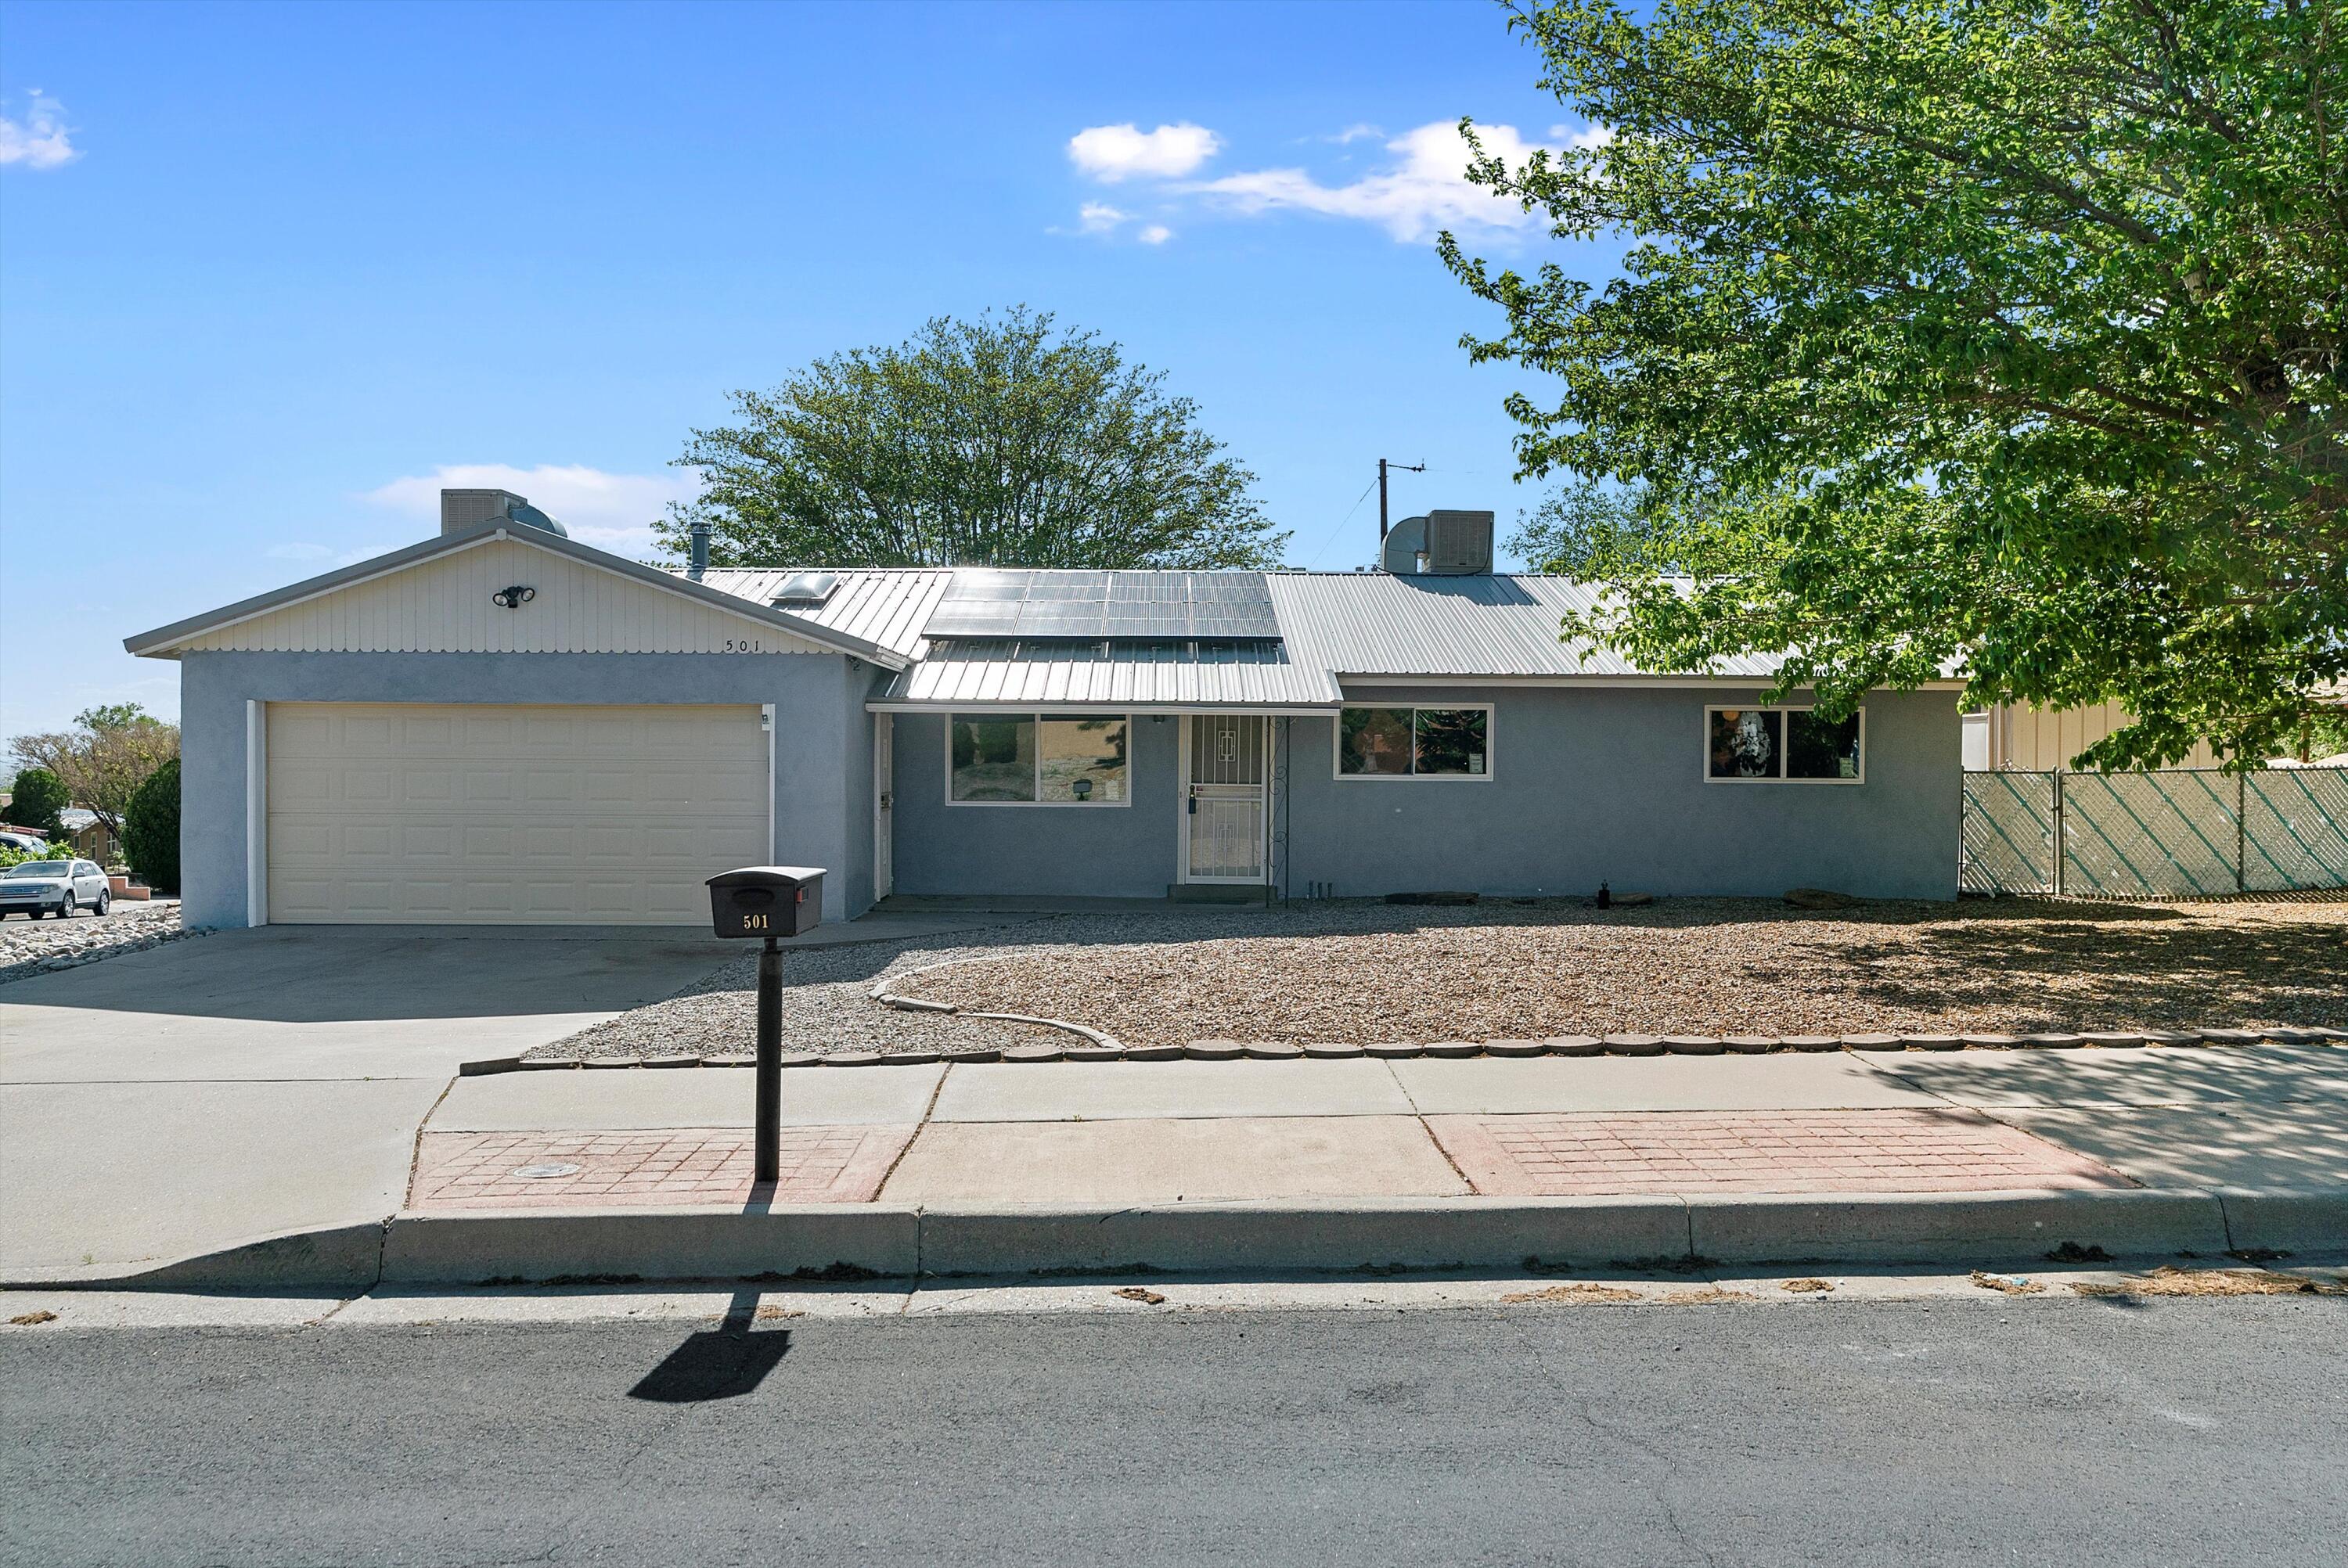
left=122, top=523, right=910, bottom=669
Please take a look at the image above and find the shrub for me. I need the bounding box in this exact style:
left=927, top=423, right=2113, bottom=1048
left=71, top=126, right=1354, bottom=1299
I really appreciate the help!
left=8, top=767, right=67, bottom=836
left=122, top=759, right=181, bottom=895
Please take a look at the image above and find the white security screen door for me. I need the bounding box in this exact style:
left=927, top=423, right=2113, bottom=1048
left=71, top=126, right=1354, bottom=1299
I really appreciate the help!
left=1183, top=714, right=1267, bottom=882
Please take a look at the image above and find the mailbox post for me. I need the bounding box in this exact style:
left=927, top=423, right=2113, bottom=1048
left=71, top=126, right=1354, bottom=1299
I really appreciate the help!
left=706, top=866, right=825, bottom=1185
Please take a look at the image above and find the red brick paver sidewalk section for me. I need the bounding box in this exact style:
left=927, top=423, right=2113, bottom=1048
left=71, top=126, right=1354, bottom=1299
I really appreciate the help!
left=1428, top=1109, right=2137, bottom=1196
left=409, top=1126, right=917, bottom=1210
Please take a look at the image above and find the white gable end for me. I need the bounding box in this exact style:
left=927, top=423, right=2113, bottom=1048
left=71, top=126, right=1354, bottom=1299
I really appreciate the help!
left=168, top=535, right=838, bottom=657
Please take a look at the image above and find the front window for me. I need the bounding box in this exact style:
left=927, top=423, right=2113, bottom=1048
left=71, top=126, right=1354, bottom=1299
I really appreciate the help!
left=1708, top=706, right=1864, bottom=782
left=1338, top=707, right=1491, bottom=778
left=951, top=714, right=1129, bottom=804
left=4, top=861, right=67, bottom=877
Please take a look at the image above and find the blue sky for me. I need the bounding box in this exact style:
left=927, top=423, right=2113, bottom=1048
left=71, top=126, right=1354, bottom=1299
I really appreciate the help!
left=1, top=0, right=1621, bottom=738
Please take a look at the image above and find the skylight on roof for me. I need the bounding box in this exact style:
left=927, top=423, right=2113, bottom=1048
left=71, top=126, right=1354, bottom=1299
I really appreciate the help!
left=771, top=571, right=838, bottom=606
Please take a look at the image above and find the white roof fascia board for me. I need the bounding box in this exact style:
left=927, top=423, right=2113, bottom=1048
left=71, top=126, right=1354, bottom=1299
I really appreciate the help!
left=124, top=523, right=910, bottom=667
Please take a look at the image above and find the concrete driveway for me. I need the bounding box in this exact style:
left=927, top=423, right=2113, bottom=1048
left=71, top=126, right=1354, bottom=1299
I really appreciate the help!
left=0, top=926, right=736, bottom=1283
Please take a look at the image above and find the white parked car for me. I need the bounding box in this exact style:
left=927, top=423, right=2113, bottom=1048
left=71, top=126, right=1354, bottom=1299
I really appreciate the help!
left=0, top=858, right=112, bottom=919
left=0, top=830, right=49, bottom=854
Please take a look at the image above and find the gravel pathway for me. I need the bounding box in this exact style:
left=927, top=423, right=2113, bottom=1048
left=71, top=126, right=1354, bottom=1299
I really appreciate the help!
left=883, top=896, right=2348, bottom=1048
left=0, top=901, right=199, bottom=986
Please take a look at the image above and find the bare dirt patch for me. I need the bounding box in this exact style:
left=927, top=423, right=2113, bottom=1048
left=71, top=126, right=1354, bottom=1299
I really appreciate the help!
left=1500, top=1282, right=1644, bottom=1304
left=2072, top=1266, right=2347, bottom=1300
left=890, top=897, right=2347, bottom=1046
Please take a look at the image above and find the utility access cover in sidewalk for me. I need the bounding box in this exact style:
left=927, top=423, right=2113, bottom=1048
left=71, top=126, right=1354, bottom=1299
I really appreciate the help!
left=1427, top=1109, right=2136, bottom=1196
left=409, top=1127, right=916, bottom=1210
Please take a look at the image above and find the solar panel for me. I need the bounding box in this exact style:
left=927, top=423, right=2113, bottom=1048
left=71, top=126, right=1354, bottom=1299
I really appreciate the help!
left=925, top=568, right=1280, bottom=643
left=923, top=601, right=1024, bottom=637
left=938, top=570, right=1032, bottom=601
left=1015, top=602, right=1109, bottom=637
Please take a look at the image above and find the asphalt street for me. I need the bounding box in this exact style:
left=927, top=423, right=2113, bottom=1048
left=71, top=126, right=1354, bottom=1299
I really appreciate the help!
left=5, top=1293, right=2344, bottom=1566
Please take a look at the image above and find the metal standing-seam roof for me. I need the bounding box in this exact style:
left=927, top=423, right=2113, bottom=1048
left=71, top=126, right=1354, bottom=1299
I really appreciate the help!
left=882, top=636, right=1341, bottom=708
left=684, top=565, right=1810, bottom=709
left=1263, top=571, right=1788, bottom=682
left=694, top=568, right=953, bottom=661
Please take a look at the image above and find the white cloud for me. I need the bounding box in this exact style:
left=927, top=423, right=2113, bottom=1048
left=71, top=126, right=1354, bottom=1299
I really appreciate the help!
left=1136, top=224, right=1172, bottom=245
left=361, top=462, right=698, bottom=555
left=1327, top=123, right=1382, bottom=145
left=1068, top=121, right=1221, bottom=182
left=1550, top=123, right=1615, bottom=148
left=0, top=91, right=77, bottom=170
left=1184, top=120, right=1600, bottom=243
left=1077, top=201, right=1130, bottom=234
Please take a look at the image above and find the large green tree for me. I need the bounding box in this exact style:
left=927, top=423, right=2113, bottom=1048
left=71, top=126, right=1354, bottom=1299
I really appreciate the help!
left=6, top=705, right=179, bottom=840
left=6, top=767, right=68, bottom=838
left=1446, top=0, right=2346, bottom=768
left=661, top=307, right=1288, bottom=570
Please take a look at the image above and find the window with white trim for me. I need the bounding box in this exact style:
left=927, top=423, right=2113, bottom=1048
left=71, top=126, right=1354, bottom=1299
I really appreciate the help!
left=1335, top=706, right=1492, bottom=779
left=1705, top=706, right=1864, bottom=782
left=949, top=714, right=1129, bottom=804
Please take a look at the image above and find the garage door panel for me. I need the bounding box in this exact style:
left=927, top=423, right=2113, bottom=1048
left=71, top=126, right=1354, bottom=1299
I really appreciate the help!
left=268, top=703, right=769, bottom=925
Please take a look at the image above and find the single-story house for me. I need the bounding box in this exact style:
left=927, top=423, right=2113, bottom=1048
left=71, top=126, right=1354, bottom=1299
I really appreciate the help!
left=126, top=491, right=1963, bottom=930
left=56, top=807, right=121, bottom=865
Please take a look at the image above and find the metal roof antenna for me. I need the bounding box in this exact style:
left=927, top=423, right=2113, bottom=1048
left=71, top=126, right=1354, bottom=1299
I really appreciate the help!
left=1377, top=458, right=1426, bottom=546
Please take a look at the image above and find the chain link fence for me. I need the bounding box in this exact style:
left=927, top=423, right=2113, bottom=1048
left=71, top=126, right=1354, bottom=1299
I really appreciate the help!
left=1962, top=767, right=2348, bottom=897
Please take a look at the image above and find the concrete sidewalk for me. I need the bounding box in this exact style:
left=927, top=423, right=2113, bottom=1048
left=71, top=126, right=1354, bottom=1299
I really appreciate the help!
left=24, top=1041, right=2339, bottom=1289
left=0, top=912, right=1014, bottom=1286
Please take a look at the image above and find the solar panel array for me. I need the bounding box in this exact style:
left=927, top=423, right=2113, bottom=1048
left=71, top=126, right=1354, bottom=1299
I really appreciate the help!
left=923, top=570, right=1280, bottom=641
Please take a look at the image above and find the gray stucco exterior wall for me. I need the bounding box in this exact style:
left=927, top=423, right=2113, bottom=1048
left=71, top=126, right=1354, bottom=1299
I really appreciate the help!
left=888, top=711, right=1182, bottom=897
left=1283, top=686, right=1961, bottom=901
left=175, top=650, right=879, bottom=930
left=884, top=688, right=1958, bottom=902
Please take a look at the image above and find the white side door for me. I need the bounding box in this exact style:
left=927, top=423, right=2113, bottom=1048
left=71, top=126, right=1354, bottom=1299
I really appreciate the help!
left=873, top=713, right=895, bottom=900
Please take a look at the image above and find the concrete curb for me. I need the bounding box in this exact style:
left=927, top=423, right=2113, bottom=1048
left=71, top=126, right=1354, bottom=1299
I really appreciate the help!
left=380, top=1207, right=918, bottom=1286
left=2, top=1223, right=389, bottom=1293
left=913, top=1197, right=1691, bottom=1276
left=1685, top=1189, right=2231, bottom=1264
left=470, top=1029, right=2348, bottom=1076
left=2216, top=1188, right=2348, bottom=1253
left=24, top=1186, right=2342, bottom=1292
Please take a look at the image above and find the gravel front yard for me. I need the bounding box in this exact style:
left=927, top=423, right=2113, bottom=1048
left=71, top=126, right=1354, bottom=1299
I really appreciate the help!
left=541, top=895, right=2346, bottom=1059
left=888, top=896, right=2348, bottom=1048
left=535, top=917, right=1082, bottom=1061
left=0, top=901, right=196, bottom=986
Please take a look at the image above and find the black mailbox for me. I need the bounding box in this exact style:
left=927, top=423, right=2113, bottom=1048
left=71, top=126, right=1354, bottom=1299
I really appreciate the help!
left=706, top=865, right=824, bottom=940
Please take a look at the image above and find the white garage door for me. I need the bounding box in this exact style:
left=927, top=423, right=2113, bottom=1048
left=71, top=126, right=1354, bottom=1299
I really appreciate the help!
left=266, top=703, right=769, bottom=925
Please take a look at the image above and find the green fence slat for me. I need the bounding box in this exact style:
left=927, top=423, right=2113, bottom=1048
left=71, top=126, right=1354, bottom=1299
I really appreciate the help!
left=2067, top=773, right=2168, bottom=894
left=2150, top=771, right=2237, bottom=890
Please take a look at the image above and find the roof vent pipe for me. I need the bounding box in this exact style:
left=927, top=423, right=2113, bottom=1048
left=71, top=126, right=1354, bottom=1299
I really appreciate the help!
left=688, top=519, right=711, bottom=581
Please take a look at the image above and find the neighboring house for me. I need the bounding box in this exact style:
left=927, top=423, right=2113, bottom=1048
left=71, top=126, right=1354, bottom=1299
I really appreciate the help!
left=56, top=808, right=121, bottom=865
left=125, top=489, right=1964, bottom=931
left=1962, top=703, right=2221, bottom=771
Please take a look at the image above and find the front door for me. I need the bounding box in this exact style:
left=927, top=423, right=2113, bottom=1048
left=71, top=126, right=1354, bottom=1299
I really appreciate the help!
left=1181, top=714, right=1267, bottom=883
